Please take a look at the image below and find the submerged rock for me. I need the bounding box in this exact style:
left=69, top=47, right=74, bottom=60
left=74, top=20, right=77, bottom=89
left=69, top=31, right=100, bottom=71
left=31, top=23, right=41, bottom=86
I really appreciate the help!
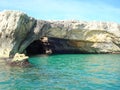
left=0, top=10, right=120, bottom=58
left=9, top=53, right=30, bottom=67
left=12, top=53, right=29, bottom=62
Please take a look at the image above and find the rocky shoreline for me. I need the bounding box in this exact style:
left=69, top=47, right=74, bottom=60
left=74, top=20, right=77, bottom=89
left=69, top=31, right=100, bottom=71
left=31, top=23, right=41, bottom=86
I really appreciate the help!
left=0, top=10, right=120, bottom=66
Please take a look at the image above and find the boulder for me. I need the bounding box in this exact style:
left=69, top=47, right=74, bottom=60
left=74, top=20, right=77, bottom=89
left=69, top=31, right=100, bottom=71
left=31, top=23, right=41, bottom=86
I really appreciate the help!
left=10, top=53, right=29, bottom=67
left=12, top=53, right=29, bottom=62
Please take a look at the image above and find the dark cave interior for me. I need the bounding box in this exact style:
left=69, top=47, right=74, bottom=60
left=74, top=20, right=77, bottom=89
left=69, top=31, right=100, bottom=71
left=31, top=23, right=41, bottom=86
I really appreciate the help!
left=25, top=38, right=91, bottom=56
left=26, top=40, right=46, bottom=56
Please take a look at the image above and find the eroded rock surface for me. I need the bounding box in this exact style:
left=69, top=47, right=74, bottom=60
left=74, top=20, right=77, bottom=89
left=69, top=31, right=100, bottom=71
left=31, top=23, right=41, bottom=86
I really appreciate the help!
left=0, top=10, right=120, bottom=58
left=9, top=53, right=29, bottom=67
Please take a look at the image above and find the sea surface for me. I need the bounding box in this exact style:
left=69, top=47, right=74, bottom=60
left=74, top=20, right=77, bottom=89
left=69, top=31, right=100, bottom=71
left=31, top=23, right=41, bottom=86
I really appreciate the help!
left=0, top=54, right=120, bottom=90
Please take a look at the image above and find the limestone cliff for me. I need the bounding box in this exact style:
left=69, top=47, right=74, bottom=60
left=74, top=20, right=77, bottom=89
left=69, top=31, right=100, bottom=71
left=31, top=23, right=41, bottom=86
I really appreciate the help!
left=0, top=10, right=36, bottom=57
left=0, top=10, right=120, bottom=57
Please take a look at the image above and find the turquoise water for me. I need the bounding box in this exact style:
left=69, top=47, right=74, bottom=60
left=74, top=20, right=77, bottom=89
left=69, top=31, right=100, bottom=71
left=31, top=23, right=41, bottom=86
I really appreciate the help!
left=0, top=54, right=120, bottom=90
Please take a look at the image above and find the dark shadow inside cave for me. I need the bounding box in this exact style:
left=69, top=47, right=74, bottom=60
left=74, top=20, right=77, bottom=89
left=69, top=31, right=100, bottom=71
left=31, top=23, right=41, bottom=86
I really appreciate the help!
left=25, top=37, right=95, bottom=56
left=26, top=40, right=46, bottom=56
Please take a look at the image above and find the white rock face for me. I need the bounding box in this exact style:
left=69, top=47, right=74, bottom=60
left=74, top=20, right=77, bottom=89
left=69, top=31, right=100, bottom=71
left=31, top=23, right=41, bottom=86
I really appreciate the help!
left=50, top=20, right=120, bottom=37
left=0, top=10, right=120, bottom=57
left=0, top=10, right=36, bottom=57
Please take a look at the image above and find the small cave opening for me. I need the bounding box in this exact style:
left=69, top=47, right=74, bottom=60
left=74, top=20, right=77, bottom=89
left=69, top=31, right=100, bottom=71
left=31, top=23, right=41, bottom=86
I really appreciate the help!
left=26, top=37, right=53, bottom=56
left=26, top=40, right=45, bottom=56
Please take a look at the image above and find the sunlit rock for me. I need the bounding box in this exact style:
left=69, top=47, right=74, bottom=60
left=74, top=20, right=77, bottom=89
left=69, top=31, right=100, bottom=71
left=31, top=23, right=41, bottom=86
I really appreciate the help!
left=0, top=10, right=36, bottom=57
left=10, top=53, right=29, bottom=67
left=0, top=10, right=120, bottom=59
left=12, top=53, right=29, bottom=62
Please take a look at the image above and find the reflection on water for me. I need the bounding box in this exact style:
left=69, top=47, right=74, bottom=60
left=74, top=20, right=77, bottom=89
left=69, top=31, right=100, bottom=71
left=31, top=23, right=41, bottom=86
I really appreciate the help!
left=0, top=54, right=120, bottom=90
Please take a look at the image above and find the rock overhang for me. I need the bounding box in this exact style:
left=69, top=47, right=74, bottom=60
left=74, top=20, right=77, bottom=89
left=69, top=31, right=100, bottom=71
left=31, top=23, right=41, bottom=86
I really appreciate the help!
left=0, top=10, right=120, bottom=58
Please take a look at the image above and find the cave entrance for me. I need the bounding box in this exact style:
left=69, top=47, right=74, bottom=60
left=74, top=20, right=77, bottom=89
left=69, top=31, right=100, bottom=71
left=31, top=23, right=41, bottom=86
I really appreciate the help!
left=26, top=37, right=53, bottom=56
left=26, top=40, right=45, bottom=56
